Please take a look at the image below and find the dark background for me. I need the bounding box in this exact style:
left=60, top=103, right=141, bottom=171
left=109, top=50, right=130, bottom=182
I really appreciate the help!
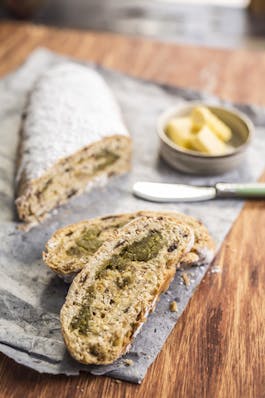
left=0, top=0, right=265, bottom=50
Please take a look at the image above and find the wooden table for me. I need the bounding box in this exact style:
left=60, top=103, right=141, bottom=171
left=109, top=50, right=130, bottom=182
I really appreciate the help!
left=0, top=22, right=264, bottom=398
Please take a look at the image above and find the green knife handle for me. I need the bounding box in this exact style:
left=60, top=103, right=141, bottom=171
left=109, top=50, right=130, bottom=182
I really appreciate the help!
left=215, top=183, right=265, bottom=198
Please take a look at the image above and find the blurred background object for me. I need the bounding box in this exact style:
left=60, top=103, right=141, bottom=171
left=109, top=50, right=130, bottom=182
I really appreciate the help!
left=250, top=0, right=265, bottom=14
left=0, top=0, right=265, bottom=50
left=3, top=0, right=45, bottom=18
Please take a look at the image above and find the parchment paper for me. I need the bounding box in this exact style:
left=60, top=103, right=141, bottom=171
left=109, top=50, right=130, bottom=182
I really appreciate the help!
left=0, top=49, right=264, bottom=384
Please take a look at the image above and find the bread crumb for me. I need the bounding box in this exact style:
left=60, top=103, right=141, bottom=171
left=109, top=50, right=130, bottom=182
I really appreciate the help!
left=169, top=301, right=178, bottom=312
left=182, top=272, right=190, bottom=286
left=211, top=266, right=221, bottom=273
left=114, top=379, right=122, bottom=384
left=124, top=359, right=134, bottom=366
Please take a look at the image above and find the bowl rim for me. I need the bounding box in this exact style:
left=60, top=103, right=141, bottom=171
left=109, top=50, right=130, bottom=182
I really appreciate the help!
left=157, top=101, right=254, bottom=159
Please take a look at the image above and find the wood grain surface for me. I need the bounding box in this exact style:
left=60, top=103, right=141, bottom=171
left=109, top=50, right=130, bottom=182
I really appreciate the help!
left=0, top=22, right=264, bottom=398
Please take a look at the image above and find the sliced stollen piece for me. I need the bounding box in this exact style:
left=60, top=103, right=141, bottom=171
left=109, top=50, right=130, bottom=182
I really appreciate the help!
left=15, top=62, right=131, bottom=227
left=43, top=211, right=215, bottom=281
left=60, top=215, right=194, bottom=365
left=43, top=213, right=137, bottom=281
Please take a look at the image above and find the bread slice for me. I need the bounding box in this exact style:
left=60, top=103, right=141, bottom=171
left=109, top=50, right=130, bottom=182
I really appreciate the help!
left=60, top=215, right=194, bottom=365
left=43, top=213, right=137, bottom=281
left=43, top=211, right=215, bottom=281
left=15, top=62, right=131, bottom=228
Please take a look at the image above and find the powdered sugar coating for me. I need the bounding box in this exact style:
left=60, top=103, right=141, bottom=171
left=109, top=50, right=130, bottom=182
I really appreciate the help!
left=16, top=62, right=130, bottom=182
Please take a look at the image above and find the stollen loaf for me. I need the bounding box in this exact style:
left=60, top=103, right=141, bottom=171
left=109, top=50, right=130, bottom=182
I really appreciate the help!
left=16, top=62, right=131, bottom=227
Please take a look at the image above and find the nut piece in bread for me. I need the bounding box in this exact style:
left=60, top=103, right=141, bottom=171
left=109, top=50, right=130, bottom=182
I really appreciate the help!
left=60, top=215, right=194, bottom=365
left=43, top=211, right=215, bottom=281
left=15, top=62, right=131, bottom=228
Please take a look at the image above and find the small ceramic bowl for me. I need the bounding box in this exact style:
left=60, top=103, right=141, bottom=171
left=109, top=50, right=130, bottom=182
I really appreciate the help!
left=158, top=102, right=254, bottom=175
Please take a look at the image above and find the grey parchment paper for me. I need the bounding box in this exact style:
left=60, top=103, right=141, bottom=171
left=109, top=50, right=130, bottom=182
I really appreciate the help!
left=0, top=49, right=264, bottom=384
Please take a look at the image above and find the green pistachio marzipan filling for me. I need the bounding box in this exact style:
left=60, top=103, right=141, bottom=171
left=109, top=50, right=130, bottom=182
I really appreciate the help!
left=103, top=230, right=164, bottom=270
left=93, top=150, right=120, bottom=172
left=70, top=231, right=165, bottom=336
left=66, top=227, right=103, bottom=256
left=65, top=220, right=130, bottom=257
left=70, top=285, right=97, bottom=335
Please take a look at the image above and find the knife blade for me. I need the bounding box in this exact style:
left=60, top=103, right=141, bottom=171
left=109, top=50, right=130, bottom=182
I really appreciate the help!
left=133, top=182, right=265, bottom=202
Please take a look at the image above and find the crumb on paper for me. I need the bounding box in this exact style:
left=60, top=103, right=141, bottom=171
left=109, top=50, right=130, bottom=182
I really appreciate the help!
left=211, top=266, right=222, bottom=274
left=182, top=272, right=190, bottom=286
left=169, top=301, right=178, bottom=312
left=124, top=359, right=134, bottom=366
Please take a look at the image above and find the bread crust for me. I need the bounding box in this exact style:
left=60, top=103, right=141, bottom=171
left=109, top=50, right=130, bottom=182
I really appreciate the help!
left=60, top=215, right=194, bottom=365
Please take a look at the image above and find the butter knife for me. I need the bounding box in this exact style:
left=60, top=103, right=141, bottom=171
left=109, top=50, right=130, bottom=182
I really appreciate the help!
left=133, top=182, right=265, bottom=202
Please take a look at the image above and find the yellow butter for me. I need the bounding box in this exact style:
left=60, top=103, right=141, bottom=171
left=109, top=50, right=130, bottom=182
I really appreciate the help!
left=165, top=117, right=193, bottom=149
left=192, top=106, right=232, bottom=142
left=190, top=126, right=228, bottom=155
